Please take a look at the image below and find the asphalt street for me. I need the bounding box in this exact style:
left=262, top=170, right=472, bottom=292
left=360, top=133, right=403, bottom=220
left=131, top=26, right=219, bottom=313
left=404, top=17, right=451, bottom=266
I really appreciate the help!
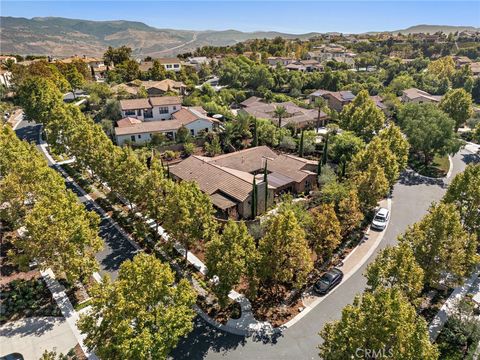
left=14, top=119, right=138, bottom=280
left=14, top=118, right=478, bottom=360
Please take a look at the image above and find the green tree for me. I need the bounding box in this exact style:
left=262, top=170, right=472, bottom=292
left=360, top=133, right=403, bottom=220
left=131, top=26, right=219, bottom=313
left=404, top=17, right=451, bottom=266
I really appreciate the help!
left=17, top=77, right=63, bottom=124
left=78, top=253, right=196, bottom=360
left=205, top=221, right=259, bottom=306
left=377, top=124, right=410, bottom=172
left=351, top=136, right=400, bottom=188
left=258, top=210, right=313, bottom=289
left=444, top=164, right=480, bottom=238
left=329, top=131, right=365, bottom=167
left=439, top=88, right=474, bottom=131
left=366, top=243, right=424, bottom=304
left=274, top=105, right=287, bottom=128
left=337, top=189, right=364, bottom=238
left=111, top=147, right=148, bottom=212
left=398, top=103, right=460, bottom=166
left=400, top=202, right=478, bottom=288
left=103, top=45, right=132, bottom=66
left=162, top=181, right=217, bottom=263
left=388, top=74, right=416, bottom=96
left=309, top=203, right=342, bottom=261
left=18, top=191, right=102, bottom=282
left=319, top=287, right=438, bottom=360
left=339, top=90, right=385, bottom=142
left=65, top=64, right=85, bottom=98
left=314, top=96, right=328, bottom=130
left=353, top=160, right=389, bottom=211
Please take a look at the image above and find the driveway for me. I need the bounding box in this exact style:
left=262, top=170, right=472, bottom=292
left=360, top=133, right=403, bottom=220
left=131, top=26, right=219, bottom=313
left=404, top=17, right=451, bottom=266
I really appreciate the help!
left=0, top=317, right=77, bottom=360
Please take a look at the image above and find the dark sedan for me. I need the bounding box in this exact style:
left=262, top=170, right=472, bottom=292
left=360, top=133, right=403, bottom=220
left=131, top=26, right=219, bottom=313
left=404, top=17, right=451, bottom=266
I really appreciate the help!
left=313, top=268, right=343, bottom=295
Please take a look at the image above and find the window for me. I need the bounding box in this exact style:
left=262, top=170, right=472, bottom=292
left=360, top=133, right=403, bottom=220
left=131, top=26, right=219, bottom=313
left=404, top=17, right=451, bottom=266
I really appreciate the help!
left=173, top=64, right=180, bottom=68
left=166, top=64, right=172, bottom=69
left=190, top=129, right=195, bottom=136
left=159, top=107, right=169, bottom=114
left=205, top=128, right=209, bottom=133
left=137, top=109, right=142, bottom=116
left=130, top=135, right=136, bottom=142
left=125, top=110, right=135, bottom=116
left=173, top=106, right=177, bottom=111
left=138, top=134, right=141, bottom=139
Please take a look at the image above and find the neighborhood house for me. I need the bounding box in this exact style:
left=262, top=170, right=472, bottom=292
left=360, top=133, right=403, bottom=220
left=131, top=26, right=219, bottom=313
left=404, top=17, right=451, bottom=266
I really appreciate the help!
left=115, top=106, right=217, bottom=145
left=401, top=88, right=442, bottom=104
left=239, top=96, right=328, bottom=128
left=170, top=146, right=318, bottom=219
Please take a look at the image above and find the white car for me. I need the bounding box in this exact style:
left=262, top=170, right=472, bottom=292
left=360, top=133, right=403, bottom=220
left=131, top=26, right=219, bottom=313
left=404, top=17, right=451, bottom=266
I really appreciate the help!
left=371, top=207, right=389, bottom=230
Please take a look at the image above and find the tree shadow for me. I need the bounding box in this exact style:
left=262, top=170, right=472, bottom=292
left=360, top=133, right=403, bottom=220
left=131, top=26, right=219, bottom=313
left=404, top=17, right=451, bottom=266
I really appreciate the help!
left=0, top=317, right=62, bottom=338
left=398, top=170, right=446, bottom=188
left=14, top=123, right=42, bottom=145
left=461, top=152, right=480, bottom=165
left=171, top=317, right=247, bottom=359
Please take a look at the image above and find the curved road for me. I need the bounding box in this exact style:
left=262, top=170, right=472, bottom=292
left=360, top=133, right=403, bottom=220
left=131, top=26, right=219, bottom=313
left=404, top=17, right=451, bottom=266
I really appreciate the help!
left=13, top=118, right=478, bottom=359
left=172, top=149, right=478, bottom=360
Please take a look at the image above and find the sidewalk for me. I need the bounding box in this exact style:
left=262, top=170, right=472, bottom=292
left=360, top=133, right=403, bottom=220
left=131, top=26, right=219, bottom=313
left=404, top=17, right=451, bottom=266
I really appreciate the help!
left=428, top=267, right=480, bottom=341
left=41, top=269, right=97, bottom=360
left=284, top=197, right=391, bottom=328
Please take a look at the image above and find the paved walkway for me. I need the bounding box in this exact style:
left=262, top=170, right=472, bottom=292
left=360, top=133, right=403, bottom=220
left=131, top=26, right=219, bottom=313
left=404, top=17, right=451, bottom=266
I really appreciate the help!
left=428, top=268, right=480, bottom=341
left=0, top=317, right=77, bottom=360
left=41, top=269, right=97, bottom=360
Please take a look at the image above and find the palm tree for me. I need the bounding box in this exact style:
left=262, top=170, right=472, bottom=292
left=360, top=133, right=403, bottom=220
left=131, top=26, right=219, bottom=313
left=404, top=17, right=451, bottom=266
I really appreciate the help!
left=314, top=97, right=328, bottom=131
left=274, top=105, right=287, bottom=128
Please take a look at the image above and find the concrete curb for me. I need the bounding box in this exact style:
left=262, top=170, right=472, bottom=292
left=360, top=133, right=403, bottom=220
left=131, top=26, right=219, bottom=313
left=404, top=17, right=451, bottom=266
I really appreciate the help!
left=282, top=197, right=392, bottom=329
left=406, top=154, right=453, bottom=182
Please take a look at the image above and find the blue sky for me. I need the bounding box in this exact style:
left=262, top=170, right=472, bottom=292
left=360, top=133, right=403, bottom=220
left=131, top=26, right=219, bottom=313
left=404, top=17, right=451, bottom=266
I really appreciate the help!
left=2, top=1, right=479, bottom=33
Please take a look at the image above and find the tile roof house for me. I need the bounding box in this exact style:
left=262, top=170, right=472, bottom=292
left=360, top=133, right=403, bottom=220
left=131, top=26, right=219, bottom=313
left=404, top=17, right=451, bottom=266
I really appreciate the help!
left=310, top=90, right=387, bottom=113
left=114, top=106, right=218, bottom=146
left=170, top=146, right=318, bottom=219
left=309, top=90, right=356, bottom=112
left=139, top=58, right=182, bottom=72
left=401, top=88, right=442, bottom=104
left=112, top=79, right=186, bottom=97
left=120, top=96, right=182, bottom=121
left=239, top=96, right=328, bottom=128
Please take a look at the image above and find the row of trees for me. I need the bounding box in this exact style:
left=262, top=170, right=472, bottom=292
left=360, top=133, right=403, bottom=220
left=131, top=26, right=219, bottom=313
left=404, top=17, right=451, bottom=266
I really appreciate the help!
left=0, top=126, right=103, bottom=282
left=319, top=163, right=480, bottom=359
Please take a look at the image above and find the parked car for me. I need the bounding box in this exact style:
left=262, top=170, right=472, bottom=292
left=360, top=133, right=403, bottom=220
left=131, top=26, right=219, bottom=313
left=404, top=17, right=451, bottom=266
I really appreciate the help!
left=313, top=268, right=343, bottom=295
left=371, top=207, right=389, bottom=231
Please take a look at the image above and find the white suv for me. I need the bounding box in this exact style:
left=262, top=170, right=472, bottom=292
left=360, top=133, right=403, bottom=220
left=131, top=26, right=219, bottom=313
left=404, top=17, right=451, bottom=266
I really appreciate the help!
left=371, top=207, right=389, bottom=231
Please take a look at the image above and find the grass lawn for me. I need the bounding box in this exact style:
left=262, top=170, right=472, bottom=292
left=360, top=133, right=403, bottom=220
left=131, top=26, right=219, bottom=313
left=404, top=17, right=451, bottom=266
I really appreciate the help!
left=409, top=153, right=450, bottom=178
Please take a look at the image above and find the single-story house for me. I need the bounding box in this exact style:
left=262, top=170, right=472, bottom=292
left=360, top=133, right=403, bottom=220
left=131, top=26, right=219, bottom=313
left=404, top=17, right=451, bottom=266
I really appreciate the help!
left=139, top=58, right=182, bottom=72
left=267, top=57, right=296, bottom=66
left=239, top=96, right=328, bottom=128
left=170, top=146, right=318, bottom=219
left=401, top=88, right=442, bottom=104
left=120, top=96, right=182, bottom=121
left=470, top=62, right=480, bottom=78
left=114, top=106, right=217, bottom=145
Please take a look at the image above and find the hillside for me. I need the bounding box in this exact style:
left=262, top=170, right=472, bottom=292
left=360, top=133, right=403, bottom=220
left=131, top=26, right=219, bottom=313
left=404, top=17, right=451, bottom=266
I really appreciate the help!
left=0, top=16, right=320, bottom=57
left=393, top=24, right=479, bottom=34
left=1, top=17, right=478, bottom=57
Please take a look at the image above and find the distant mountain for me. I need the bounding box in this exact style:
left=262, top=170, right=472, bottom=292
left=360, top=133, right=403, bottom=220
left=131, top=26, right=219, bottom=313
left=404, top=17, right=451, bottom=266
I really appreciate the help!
left=0, top=16, right=320, bottom=57
left=0, top=17, right=478, bottom=58
left=389, top=24, right=479, bottom=35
